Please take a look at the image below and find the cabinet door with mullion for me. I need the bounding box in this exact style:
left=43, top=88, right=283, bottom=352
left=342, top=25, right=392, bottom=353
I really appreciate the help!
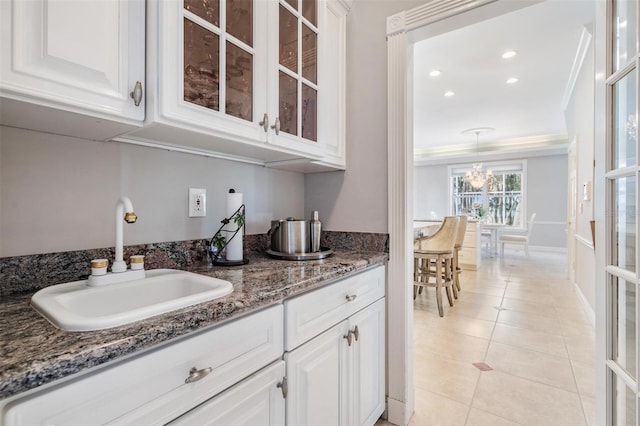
left=160, top=0, right=267, bottom=142
left=267, top=0, right=324, bottom=158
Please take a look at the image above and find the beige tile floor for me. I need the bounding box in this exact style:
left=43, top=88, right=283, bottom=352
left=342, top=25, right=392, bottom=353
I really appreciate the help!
left=380, top=250, right=596, bottom=426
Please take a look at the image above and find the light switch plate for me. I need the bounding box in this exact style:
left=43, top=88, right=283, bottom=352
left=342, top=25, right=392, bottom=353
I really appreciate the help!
left=189, top=188, right=206, bottom=217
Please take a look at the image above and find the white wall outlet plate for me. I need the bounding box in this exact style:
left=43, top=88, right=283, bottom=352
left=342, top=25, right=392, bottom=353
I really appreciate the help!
left=189, top=188, right=206, bottom=217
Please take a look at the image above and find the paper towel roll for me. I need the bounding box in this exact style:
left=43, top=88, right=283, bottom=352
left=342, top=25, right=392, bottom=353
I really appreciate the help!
left=225, top=190, right=243, bottom=261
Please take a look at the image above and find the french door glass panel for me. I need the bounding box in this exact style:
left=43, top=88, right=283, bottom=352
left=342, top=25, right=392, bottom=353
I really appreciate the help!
left=614, top=69, right=637, bottom=169
left=183, top=0, right=254, bottom=122
left=613, top=176, right=637, bottom=272
left=613, top=277, right=637, bottom=378
left=612, top=375, right=637, bottom=425
left=614, top=0, right=638, bottom=72
left=608, top=1, right=640, bottom=424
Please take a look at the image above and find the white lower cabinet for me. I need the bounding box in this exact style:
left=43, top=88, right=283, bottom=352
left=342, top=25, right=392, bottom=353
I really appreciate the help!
left=1, top=305, right=283, bottom=426
left=284, top=266, right=386, bottom=426
left=169, top=361, right=285, bottom=426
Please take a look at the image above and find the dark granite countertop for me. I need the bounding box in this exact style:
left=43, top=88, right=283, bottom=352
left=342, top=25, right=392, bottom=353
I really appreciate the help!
left=0, top=250, right=387, bottom=400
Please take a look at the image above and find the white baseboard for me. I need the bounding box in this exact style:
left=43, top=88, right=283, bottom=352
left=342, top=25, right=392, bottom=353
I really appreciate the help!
left=529, top=245, right=567, bottom=253
left=387, top=397, right=411, bottom=426
left=573, top=282, right=596, bottom=326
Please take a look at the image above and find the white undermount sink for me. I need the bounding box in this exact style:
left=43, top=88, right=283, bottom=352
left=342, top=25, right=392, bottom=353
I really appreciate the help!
left=31, top=269, right=234, bottom=331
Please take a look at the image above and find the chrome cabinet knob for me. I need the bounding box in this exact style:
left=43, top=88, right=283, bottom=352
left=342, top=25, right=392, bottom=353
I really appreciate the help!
left=259, top=113, right=269, bottom=132
left=271, top=117, right=281, bottom=135
left=130, top=81, right=143, bottom=107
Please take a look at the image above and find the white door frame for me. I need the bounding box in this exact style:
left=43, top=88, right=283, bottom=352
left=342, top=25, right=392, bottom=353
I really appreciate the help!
left=386, top=1, right=606, bottom=425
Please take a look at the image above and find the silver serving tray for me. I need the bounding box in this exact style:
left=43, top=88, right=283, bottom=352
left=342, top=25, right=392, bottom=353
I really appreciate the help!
left=266, top=247, right=333, bottom=261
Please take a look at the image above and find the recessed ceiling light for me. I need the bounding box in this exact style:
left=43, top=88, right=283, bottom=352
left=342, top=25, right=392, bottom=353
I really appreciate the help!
left=502, top=50, right=517, bottom=59
left=506, top=77, right=519, bottom=84
left=444, top=91, right=455, bottom=97
left=429, top=69, right=441, bottom=77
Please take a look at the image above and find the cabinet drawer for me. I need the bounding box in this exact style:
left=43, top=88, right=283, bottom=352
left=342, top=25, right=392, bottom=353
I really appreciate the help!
left=284, top=266, right=385, bottom=351
left=3, top=305, right=283, bottom=425
left=169, top=361, right=285, bottom=426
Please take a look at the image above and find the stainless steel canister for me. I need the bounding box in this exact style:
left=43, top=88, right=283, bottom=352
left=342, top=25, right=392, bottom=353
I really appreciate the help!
left=268, top=218, right=309, bottom=254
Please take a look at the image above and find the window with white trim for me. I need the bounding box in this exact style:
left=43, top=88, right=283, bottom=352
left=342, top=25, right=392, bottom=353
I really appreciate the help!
left=450, top=161, right=525, bottom=226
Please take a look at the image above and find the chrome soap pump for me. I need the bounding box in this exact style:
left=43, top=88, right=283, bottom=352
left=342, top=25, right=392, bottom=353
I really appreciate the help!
left=309, top=211, right=322, bottom=253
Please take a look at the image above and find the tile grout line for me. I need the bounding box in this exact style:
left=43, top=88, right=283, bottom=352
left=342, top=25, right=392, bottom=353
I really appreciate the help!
left=463, top=276, right=507, bottom=426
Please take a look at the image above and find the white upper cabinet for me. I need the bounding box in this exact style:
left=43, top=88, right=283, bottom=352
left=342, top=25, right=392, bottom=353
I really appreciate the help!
left=0, top=0, right=145, bottom=140
left=265, top=0, right=325, bottom=160
left=118, top=0, right=350, bottom=170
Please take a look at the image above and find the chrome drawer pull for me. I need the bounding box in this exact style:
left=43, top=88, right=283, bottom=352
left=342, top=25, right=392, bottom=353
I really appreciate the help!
left=185, top=366, right=213, bottom=384
left=345, top=294, right=357, bottom=302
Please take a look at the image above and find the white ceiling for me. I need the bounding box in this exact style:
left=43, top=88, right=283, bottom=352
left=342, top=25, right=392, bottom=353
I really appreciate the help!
left=412, top=0, right=596, bottom=162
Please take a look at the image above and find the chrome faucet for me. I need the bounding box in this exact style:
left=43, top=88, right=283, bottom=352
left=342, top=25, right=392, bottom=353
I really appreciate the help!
left=87, top=196, right=145, bottom=287
left=112, top=196, right=137, bottom=273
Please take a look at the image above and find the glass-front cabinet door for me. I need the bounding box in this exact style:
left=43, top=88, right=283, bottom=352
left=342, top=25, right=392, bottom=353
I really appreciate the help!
left=606, top=0, right=640, bottom=424
left=267, top=0, right=325, bottom=158
left=157, top=0, right=268, bottom=146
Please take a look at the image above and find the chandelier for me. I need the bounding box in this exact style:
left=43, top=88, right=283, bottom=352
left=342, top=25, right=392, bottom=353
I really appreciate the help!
left=463, top=128, right=494, bottom=190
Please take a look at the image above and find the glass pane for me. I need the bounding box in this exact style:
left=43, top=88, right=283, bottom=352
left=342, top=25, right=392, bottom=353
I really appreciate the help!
left=302, top=83, right=317, bottom=141
left=226, top=42, right=252, bottom=121
left=184, top=19, right=220, bottom=111
left=612, top=374, right=637, bottom=425
left=184, top=0, right=220, bottom=27
left=614, top=69, right=637, bottom=169
left=613, top=277, right=637, bottom=379
left=279, top=4, right=298, bottom=73
left=302, top=0, right=317, bottom=27
left=613, top=176, right=636, bottom=271
left=226, top=0, right=253, bottom=47
left=505, top=173, right=521, bottom=191
left=614, top=0, right=638, bottom=71
left=284, top=0, right=298, bottom=9
left=302, top=24, right=317, bottom=84
left=279, top=71, right=298, bottom=136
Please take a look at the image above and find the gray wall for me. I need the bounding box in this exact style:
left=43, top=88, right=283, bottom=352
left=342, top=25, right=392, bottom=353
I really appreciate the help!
left=414, top=154, right=568, bottom=249
left=0, top=126, right=304, bottom=257
left=413, top=164, right=449, bottom=219
left=527, top=155, right=568, bottom=248
left=305, top=0, right=426, bottom=233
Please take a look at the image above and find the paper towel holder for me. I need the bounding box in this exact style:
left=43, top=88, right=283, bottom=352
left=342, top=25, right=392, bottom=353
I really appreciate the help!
left=208, top=200, right=248, bottom=266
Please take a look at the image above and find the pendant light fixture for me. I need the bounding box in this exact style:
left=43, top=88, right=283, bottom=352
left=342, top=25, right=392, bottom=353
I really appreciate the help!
left=463, top=127, right=494, bottom=190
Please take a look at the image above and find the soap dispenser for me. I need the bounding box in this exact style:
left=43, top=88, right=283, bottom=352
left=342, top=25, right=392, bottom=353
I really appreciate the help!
left=309, top=211, right=322, bottom=253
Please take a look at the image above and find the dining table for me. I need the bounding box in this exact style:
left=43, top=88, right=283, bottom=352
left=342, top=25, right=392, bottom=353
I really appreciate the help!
left=480, top=223, right=506, bottom=257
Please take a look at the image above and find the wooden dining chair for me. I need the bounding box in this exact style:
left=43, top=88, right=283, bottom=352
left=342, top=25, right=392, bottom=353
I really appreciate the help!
left=414, top=216, right=459, bottom=317
left=452, top=215, right=468, bottom=298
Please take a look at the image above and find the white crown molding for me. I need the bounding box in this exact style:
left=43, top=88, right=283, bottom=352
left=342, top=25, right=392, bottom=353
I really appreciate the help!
left=562, top=26, right=593, bottom=111
left=414, top=134, right=569, bottom=164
